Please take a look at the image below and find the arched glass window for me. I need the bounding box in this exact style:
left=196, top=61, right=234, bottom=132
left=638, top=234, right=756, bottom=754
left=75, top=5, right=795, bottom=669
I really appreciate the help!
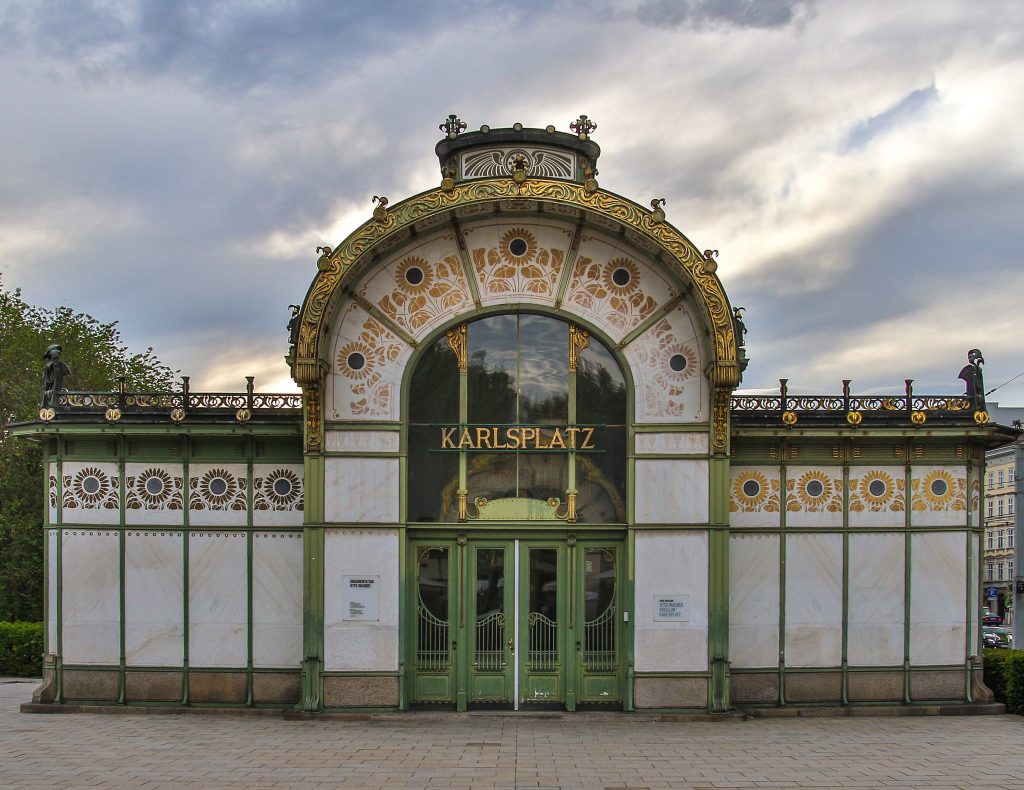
left=407, top=314, right=626, bottom=523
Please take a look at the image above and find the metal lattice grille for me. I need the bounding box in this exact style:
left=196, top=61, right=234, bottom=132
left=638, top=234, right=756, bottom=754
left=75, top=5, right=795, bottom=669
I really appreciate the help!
left=416, top=603, right=450, bottom=671
left=583, top=602, right=616, bottom=672
left=528, top=612, right=559, bottom=671
left=475, top=612, right=505, bottom=671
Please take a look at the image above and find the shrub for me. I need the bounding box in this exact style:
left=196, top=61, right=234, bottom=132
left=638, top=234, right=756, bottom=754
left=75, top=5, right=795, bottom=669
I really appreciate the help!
left=0, top=621, right=43, bottom=677
left=984, top=648, right=1024, bottom=714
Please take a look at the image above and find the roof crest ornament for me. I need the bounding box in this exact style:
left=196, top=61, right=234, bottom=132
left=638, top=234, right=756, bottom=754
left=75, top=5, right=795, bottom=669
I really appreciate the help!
left=570, top=114, right=597, bottom=139
left=439, top=114, right=467, bottom=139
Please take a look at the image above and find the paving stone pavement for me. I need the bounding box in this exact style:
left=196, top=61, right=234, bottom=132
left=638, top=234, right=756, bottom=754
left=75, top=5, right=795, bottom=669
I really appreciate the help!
left=3, top=679, right=1024, bottom=789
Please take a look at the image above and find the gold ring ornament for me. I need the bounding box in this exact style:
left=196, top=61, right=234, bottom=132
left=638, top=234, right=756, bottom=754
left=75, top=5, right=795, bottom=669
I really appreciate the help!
left=974, top=410, right=989, bottom=424
left=38, top=407, right=55, bottom=422
left=782, top=410, right=798, bottom=425
left=104, top=407, right=122, bottom=422
left=235, top=408, right=252, bottom=423
left=911, top=411, right=927, bottom=426
left=846, top=410, right=863, bottom=426
left=170, top=408, right=186, bottom=423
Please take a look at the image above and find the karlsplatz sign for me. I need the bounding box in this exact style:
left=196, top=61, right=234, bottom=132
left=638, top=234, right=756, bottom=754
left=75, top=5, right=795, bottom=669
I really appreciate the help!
left=436, top=425, right=599, bottom=451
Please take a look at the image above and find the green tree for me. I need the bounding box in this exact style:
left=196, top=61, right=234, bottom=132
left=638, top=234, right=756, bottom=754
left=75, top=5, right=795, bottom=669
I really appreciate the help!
left=0, top=275, right=176, bottom=621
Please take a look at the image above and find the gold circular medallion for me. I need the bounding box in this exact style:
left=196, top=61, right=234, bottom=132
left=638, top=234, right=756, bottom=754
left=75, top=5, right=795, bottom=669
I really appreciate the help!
left=38, top=407, right=55, bottom=422
left=104, top=407, right=121, bottom=422
left=911, top=411, right=927, bottom=425
left=170, top=408, right=186, bottom=423
left=974, top=410, right=989, bottom=424
left=846, top=410, right=863, bottom=426
left=782, top=410, right=798, bottom=425
left=235, top=408, right=252, bottom=423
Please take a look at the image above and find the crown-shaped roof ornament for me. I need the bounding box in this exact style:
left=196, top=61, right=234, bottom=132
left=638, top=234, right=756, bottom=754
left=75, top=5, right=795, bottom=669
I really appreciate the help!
left=439, top=114, right=468, bottom=139
left=570, top=114, right=597, bottom=139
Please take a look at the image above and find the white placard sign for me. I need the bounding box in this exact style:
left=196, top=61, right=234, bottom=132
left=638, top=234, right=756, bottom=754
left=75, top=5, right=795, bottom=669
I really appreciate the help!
left=343, top=575, right=380, bottom=621
left=653, top=595, right=690, bottom=622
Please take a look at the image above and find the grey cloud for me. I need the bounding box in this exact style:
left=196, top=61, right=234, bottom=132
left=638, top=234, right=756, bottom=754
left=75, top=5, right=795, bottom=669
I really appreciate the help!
left=632, top=0, right=815, bottom=30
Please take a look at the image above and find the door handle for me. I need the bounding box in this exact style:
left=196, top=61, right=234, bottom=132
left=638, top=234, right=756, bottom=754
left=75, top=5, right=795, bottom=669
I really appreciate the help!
left=576, top=641, right=582, bottom=651
left=507, top=637, right=514, bottom=654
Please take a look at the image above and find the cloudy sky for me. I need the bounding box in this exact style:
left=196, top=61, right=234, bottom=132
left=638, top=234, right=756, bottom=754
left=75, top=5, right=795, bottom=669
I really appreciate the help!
left=2, top=0, right=1022, bottom=407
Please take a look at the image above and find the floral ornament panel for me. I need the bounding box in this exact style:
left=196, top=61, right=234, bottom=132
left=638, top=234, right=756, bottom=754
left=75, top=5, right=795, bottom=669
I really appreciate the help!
left=623, top=304, right=705, bottom=423
left=125, top=466, right=184, bottom=511
left=911, top=467, right=967, bottom=512
left=358, top=234, right=472, bottom=341
left=849, top=469, right=906, bottom=513
left=253, top=467, right=304, bottom=512
left=62, top=464, right=120, bottom=511
left=786, top=468, right=844, bottom=514
left=189, top=467, right=248, bottom=512
left=330, top=302, right=413, bottom=421
left=730, top=468, right=781, bottom=514
left=465, top=223, right=572, bottom=305
left=49, top=471, right=58, bottom=513
left=564, top=235, right=677, bottom=343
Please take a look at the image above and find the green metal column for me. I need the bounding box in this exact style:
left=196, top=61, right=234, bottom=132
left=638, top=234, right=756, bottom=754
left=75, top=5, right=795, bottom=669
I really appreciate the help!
left=299, top=453, right=325, bottom=712
left=707, top=390, right=732, bottom=712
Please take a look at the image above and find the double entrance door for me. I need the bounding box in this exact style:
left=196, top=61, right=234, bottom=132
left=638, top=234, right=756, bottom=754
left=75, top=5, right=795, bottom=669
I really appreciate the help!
left=410, top=536, right=624, bottom=710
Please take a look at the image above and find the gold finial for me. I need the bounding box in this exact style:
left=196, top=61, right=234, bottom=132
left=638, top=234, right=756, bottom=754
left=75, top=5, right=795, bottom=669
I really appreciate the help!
left=372, top=196, right=389, bottom=221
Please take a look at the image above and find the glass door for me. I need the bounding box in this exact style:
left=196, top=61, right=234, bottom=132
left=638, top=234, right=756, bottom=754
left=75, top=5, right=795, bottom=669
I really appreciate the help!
left=410, top=542, right=456, bottom=704
left=518, top=543, right=567, bottom=707
left=467, top=543, right=514, bottom=705
left=575, top=543, right=623, bottom=705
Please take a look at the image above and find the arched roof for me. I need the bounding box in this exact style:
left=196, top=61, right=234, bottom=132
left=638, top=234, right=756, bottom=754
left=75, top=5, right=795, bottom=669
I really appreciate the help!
left=293, top=178, right=740, bottom=392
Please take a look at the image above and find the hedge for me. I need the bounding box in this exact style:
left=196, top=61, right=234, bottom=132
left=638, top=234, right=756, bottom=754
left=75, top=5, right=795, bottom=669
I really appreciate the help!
left=983, top=648, right=1024, bottom=714
left=0, top=622, right=43, bottom=677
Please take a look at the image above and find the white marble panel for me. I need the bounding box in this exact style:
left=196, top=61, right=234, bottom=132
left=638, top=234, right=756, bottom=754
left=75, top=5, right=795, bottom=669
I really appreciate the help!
left=562, top=233, right=678, bottom=344
left=253, top=464, right=304, bottom=527
left=848, top=467, right=907, bottom=528
left=634, top=432, right=708, bottom=455
left=47, top=530, right=58, bottom=652
left=325, top=430, right=401, bottom=453
left=634, top=531, right=708, bottom=672
left=327, top=301, right=414, bottom=422
left=124, top=463, right=185, bottom=526
left=624, top=303, right=707, bottom=423
left=910, top=465, right=969, bottom=527
left=61, top=530, right=120, bottom=665
left=785, top=466, right=844, bottom=528
left=252, top=532, right=303, bottom=668
left=356, top=232, right=472, bottom=342
left=324, top=529, right=400, bottom=671
left=729, top=466, right=782, bottom=529
left=785, top=533, right=843, bottom=667
left=970, top=533, right=980, bottom=654
left=848, top=533, right=904, bottom=667
left=188, top=532, right=247, bottom=668
left=48, top=462, right=58, bottom=524
left=910, top=531, right=967, bottom=665
left=188, top=463, right=248, bottom=528
left=729, top=534, right=780, bottom=668
left=324, top=457, right=400, bottom=523
left=61, top=461, right=120, bottom=525
left=461, top=220, right=574, bottom=308
left=634, top=460, right=708, bottom=524
left=125, top=531, right=184, bottom=666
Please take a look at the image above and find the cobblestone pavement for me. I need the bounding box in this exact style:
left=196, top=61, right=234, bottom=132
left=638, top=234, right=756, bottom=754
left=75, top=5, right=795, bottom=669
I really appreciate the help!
left=4, top=679, right=1024, bottom=789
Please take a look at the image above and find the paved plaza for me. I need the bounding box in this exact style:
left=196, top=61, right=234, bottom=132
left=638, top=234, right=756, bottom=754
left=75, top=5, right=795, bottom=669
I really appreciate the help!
left=3, top=679, right=1024, bottom=789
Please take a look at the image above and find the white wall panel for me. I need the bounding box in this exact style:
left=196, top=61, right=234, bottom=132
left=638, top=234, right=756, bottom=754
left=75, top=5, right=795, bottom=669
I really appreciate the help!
left=785, top=533, right=842, bottom=667
left=47, top=529, right=58, bottom=653
left=634, top=460, right=708, bottom=524
left=323, top=529, right=400, bottom=671
left=633, top=530, right=708, bottom=672
left=729, top=534, right=780, bottom=668
left=125, top=531, right=184, bottom=666
left=324, top=458, right=400, bottom=523
left=61, top=530, right=120, bottom=665
left=848, top=533, right=904, bottom=667
left=188, top=532, right=247, bottom=667
left=910, top=531, right=966, bottom=665
left=252, top=532, right=303, bottom=668
left=325, top=430, right=401, bottom=453
left=634, top=432, right=708, bottom=455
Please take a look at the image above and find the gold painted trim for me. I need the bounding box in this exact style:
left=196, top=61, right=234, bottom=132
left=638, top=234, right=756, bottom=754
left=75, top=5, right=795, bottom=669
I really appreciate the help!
left=568, top=324, right=590, bottom=372
left=294, top=177, right=738, bottom=388
left=446, top=324, right=468, bottom=373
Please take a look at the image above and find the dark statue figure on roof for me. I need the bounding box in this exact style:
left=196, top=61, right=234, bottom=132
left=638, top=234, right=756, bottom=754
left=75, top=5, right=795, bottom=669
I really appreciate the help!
left=958, top=348, right=986, bottom=412
left=732, top=307, right=747, bottom=349
left=41, top=344, right=71, bottom=408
